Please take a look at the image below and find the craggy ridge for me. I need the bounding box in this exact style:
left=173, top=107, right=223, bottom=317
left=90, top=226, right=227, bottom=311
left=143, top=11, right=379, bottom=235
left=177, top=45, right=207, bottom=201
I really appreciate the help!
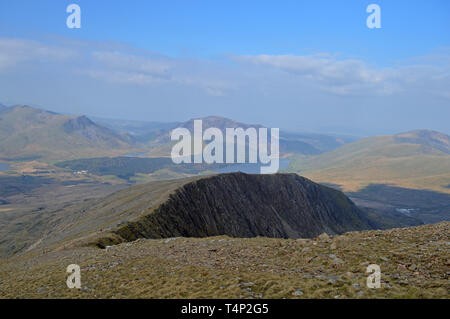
left=96, top=173, right=373, bottom=247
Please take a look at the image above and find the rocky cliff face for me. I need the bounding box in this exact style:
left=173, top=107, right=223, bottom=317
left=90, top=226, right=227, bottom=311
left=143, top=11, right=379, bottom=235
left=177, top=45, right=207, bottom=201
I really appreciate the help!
left=98, top=173, right=372, bottom=247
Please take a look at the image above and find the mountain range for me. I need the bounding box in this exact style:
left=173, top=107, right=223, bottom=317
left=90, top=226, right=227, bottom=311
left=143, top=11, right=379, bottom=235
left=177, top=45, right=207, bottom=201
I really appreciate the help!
left=1, top=104, right=449, bottom=197
left=141, top=115, right=354, bottom=157
left=0, top=105, right=135, bottom=161
left=0, top=105, right=355, bottom=161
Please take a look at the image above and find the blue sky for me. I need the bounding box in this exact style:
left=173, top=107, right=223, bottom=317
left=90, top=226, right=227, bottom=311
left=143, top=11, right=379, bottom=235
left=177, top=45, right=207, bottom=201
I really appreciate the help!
left=2, top=0, right=449, bottom=61
left=0, top=0, right=449, bottom=135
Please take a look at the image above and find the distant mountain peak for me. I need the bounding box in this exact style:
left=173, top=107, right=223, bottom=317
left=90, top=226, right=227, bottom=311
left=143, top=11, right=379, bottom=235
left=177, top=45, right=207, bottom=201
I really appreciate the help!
left=63, top=115, right=96, bottom=131
left=180, top=115, right=264, bottom=130
left=193, top=115, right=232, bottom=121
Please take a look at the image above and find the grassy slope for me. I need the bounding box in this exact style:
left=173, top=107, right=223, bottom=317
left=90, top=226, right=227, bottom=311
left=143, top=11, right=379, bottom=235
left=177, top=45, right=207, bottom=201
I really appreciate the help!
left=0, top=176, right=201, bottom=257
left=289, top=135, right=450, bottom=194
left=0, top=222, right=448, bottom=299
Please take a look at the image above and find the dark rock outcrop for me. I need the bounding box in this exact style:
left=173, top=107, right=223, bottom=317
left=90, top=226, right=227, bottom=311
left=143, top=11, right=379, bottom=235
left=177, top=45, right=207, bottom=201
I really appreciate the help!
left=98, top=173, right=373, bottom=247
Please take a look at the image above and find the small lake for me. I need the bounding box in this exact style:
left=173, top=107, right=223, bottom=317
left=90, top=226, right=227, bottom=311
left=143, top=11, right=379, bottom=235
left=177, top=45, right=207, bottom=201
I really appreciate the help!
left=0, top=163, right=11, bottom=172
left=214, top=158, right=291, bottom=174
left=123, top=152, right=148, bottom=157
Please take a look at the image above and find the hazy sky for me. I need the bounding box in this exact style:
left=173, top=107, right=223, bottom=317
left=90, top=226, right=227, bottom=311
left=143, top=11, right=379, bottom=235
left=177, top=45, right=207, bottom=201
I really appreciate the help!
left=0, top=0, right=449, bottom=135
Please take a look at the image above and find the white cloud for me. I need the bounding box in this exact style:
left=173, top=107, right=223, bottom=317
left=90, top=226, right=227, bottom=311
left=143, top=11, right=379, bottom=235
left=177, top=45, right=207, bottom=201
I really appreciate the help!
left=0, top=38, right=75, bottom=70
left=0, top=37, right=449, bottom=101
left=76, top=69, right=166, bottom=85
left=235, top=54, right=402, bottom=96
left=85, top=50, right=235, bottom=96
left=91, top=51, right=172, bottom=80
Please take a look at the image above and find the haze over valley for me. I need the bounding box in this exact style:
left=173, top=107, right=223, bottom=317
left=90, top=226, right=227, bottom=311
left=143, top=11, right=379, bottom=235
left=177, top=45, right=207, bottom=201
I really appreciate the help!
left=0, top=103, right=448, bottom=261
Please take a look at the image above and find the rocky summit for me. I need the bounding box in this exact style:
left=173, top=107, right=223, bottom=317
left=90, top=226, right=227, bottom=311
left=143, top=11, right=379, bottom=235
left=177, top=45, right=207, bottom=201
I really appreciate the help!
left=96, top=173, right=373, bottom=247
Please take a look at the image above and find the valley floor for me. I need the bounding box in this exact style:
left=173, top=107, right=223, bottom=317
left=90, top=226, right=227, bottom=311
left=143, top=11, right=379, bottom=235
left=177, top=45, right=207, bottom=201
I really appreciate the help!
left=0, top=222, right=448, bottom=299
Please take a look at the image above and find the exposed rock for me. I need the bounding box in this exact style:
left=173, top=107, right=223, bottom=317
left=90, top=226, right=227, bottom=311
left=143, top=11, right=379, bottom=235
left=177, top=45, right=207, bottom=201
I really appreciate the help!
left=1, top=222, right=448, bottom=299
left=318, top=233, right=330, bottom=241
left=100, top=173, right=373, bottom=246
left=293, top=289, right=303, bottom=296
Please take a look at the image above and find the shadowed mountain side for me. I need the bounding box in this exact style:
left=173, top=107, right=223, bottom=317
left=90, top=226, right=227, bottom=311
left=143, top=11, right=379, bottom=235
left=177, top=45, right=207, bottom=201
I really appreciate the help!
left=348, top=184, right=450, bottom=224
left=0, top=173, right=426, bottom=258
left=96, top=173, right=374, bottom=247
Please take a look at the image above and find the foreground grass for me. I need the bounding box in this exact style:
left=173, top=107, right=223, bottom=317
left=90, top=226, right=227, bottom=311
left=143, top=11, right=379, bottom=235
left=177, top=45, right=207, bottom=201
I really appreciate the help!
left=0, top=222, right=448, bottom=299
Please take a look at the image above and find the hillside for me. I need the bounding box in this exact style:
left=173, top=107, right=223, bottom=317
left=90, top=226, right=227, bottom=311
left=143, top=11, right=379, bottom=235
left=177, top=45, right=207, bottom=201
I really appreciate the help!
left=0, top=173, right=370, bottom=254
left=90, top=116, right=179, bottom=142
left=0, top=172, right=441, bottom=299
left=0, top=222, right=447, bottom=298
left=0, top=172, right=422, bottom=258
left=289, top=130, right=450, bottom=194
left=0, top=105, right=136, bottom=161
